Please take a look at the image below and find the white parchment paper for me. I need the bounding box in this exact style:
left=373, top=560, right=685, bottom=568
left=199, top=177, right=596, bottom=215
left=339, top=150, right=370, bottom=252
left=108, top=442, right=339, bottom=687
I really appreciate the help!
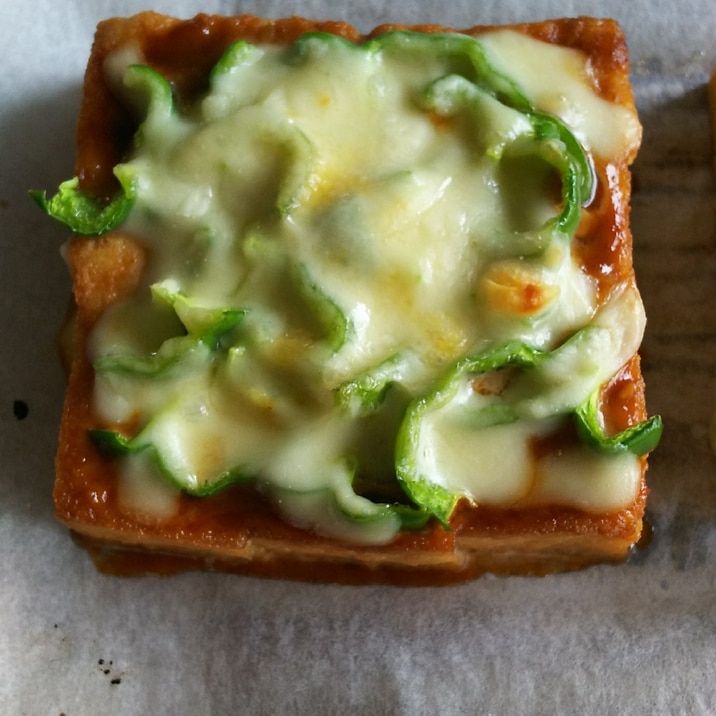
left=2, top=1, right=715, bottom=714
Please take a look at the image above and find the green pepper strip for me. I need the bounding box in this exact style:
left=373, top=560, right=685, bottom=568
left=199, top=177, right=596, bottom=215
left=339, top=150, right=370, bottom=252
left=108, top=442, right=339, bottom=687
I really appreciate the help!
left=370, top=30, right=594, bottom=210
left=209, top=40, right=263, bottom=85
left=396, top=340, right=662, bottom=526
left=396, top=341, right=543, bottom=525
left=294, top=263, right=350, bottom=351
left=574, top=390, right=664, bottom=456
left=271, top=125, right=316, bottom=218
left=376, top=30, right=594, bottom=204
left=29, top=164, right=136, bottom=237
left=151, top=284, right=247, bottom=349
left=336, top=352, right=415, bottom=418
left=88, top=429, right=249, bottom=497
left=419, top=74, right=589, bottom=252
left=269, top=459, right=429, bottom=531
left=29, top=62, right=176, bottom=236
left=93, top=336, right=212, bottom=378
left=94, top=286, right=246, bottom=377
left=122, top=64, right=175, bottom=138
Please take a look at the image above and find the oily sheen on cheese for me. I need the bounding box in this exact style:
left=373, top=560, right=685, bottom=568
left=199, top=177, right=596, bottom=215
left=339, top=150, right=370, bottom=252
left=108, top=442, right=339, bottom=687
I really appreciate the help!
left=43, top=14, right=660, bottom=583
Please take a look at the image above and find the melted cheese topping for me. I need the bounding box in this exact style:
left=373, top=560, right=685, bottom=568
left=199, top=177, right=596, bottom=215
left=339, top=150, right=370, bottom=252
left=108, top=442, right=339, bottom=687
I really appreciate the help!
left=92, top=31, right=644, bottom=542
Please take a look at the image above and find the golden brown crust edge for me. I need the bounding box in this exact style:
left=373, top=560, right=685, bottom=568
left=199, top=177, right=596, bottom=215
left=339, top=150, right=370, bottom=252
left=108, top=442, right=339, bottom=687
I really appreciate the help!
left=56, top=13, right=648, bottom=585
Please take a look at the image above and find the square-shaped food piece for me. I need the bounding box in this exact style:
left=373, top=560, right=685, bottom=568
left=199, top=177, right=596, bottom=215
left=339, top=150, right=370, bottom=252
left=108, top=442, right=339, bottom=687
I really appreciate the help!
left=43, top=12, right=661, bottom=584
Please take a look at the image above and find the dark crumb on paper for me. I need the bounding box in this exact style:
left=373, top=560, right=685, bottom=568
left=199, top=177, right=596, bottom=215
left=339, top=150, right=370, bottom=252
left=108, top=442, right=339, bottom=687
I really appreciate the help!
left=13, top=399, right=29, bottom=420
left=0, top=198, right=8, bottom=209
left=97, top=658, right=123, bottom=686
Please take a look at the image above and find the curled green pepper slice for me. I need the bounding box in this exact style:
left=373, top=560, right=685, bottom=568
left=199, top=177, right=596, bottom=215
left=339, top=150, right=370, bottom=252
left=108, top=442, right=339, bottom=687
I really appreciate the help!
left=30, top=164, right=136, bottom=236
left=396, top=338, right=662, bottom=525
left=269, top=460, right=428, bottom=540
left=335, top=352, right=417, bottom=418
left=151, top=283, right=246, bottom=349
left=209, top=40, right=263, bottom=85
left=30, top=63, right=175, bottom=236
left=122, top=64, right=175, bottom=137
left=396, top=341, right=543, bottom=524
left=419, top=73, right=592, bottom=254
left=95, top=283, right=245, bottom=377
left=367, top=30, right=594, bottom=216
left=574, top=390, right=664, bottom=456
left=89, top=429, right=250, bottom=497
left=293, top=263, right=350, bottom=351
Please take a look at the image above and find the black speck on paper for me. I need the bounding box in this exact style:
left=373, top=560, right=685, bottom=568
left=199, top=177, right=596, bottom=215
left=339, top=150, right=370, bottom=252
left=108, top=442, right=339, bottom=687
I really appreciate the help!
left=98, top=658, right=122, bottom=686
left=13, top=399, right=28, bottom=420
